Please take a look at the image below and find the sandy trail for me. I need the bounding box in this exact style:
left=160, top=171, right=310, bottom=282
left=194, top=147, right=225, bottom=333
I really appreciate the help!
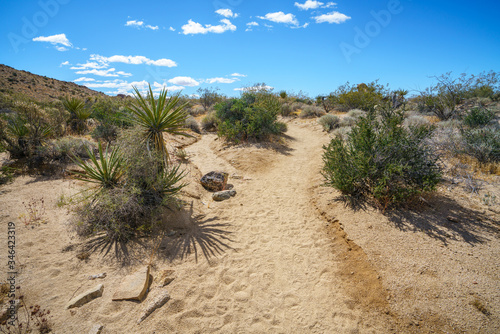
left=174, top=120, right=390, bottom=333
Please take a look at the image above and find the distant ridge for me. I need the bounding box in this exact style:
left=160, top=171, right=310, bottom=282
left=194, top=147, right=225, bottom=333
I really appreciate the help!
left=0, top=64, right=105, bottom=103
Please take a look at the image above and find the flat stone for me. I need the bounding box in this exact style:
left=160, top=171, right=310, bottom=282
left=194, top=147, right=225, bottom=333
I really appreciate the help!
left=88, top=324, right=103, bottom=334
left=66, top=284, right=103, bottom=309
left=112, top=265, right=151, bottom=301
left=137, top=288, right=170, bottom=324
left=212, top=189, right=237, bottom=201
left=154, top=269, right=175, bottom=287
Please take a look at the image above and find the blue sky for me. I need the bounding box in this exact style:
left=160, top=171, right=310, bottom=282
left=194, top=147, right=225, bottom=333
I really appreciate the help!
left=1, top=0, right=499, bottom=97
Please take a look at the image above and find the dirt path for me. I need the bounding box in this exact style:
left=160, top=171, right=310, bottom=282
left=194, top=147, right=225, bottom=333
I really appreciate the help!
left=170, top=120, right=393, bottom=333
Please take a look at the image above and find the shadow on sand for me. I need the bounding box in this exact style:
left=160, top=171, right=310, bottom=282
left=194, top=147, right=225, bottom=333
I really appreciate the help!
left=335, top=194, right=499, bottom=246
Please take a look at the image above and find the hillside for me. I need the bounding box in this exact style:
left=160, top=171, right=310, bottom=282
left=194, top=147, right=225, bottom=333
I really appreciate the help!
left=0, top=64, right=105, bottom=104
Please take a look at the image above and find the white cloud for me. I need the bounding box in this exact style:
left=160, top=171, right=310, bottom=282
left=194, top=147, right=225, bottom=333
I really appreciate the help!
left=247, top=22, right=259, bottom=27
left=168, top=76, right=200, bottom=87
left=169, top=27, right=176, bottom=31
left=126, top=20, right=144, bottom=27
left=74, top=77, right=96, bottom=82
left=126, top=20, right=159, bottom=30
left=85, top=80, right=185, bottom=95
left=205, top=77, right=237, bottom=84
left=33, top=33, right=73, bottom=51
left=231, top=73, right=247, bottom=77
left=75, top=68, right=130, bottom=77
left=294, top=0, right=324, bottom=10
left=182, top=19, right=236, bottom=35
left=216, top=9, right=239, bottom=18
left=70, top=61, right=107, bottom=70
left=91, top=54, right=177, bottom=67
left=323, top=2, right=337, bottom=8
left=257, top=12, right=299, bottom=26
left=314, top=11, right=351, bottom=24
left=60, top=61, right=70, bottom=66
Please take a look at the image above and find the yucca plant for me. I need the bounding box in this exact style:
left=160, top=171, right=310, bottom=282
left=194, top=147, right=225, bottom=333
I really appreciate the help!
left=127, top=84, right=190, bottom=166
left=71, top=141, right=124, bottom=190
left=62, top=96, right=90, bottom=134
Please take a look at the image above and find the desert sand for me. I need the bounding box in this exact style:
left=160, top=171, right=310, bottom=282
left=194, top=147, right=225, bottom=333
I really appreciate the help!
left=1, top=119, right=499, bottom=333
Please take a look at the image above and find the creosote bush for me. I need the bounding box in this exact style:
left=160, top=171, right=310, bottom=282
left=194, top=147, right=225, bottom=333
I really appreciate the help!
left=322, top=109, right=441, bottom=209
left=462, top=107, right=495, bottom=128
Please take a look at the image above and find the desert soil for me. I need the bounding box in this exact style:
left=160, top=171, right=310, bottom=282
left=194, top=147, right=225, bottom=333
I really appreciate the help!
left=1, top=119, right=499, bottom=333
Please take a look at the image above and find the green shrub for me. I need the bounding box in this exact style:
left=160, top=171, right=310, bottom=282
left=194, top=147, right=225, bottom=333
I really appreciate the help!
left=462, top=107, right=495, bottom=128
left=201, top=111, right=218, bottom=131
left=215, top=92, right=287, bottom=143
left=333, top=81, right=388, bottom=112
left=346, top=109, right=366, bottom=119
left=322, top=111, right=441, bottom=208
left=299, top=105, right=325, bottom=118
left=461, top=126, right=500, bottom=163
left=318, top=114, right=340, bottom=132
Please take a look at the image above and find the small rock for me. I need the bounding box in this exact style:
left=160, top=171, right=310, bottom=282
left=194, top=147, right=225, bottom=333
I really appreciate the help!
left=88, top=324, right=103, bottom=334
left=137, top=288, right=170, bottom=324
left=66, top=284, right=104, bottom=309
left=88, top=273, right=106, bottom=280
left=212, top=189, right=236, bottom=201
left=112, top=265, right=151, bottom=301
left=200, top=171, right=228, bottom=192
left=154, top=269, right=176, bottom=287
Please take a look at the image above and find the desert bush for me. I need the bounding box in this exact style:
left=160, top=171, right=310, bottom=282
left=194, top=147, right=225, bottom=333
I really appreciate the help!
left=0, top=101, right=52, bottom=159
left=201, top=111, right=218, bottom=131
left=291, top=102, right=305, bottom=113
left=281, top=103, right=293, bottom=117
left=417, top=71, right=499, bottom=120
left=197, top=87, right=222, bottom=112
left=91, top=123, right=119, bottom=144
left=316, top=94, right=336, bottom=113
left=339, top=116, right=358, bottom=127
left=37, top=136, right=95, bottom=163
left=322, top=111, right=441, bottom=209
left=189, top=105, right=205, bottom=116
left=299, top=105, right=325, bottom=118
left=318, top=114, right=340, bottom=132
left=215, top=92, right=287, bottom=143
left=461, top=126, right=500, bottom=163
left=331, top=126, right=352, bottom=141
left=403, top=115, right=430, bottom=129
left=333, top=81, right=388, bottom=112
left=45, top=106, right=69, bottom=137
left=462, top=107, right=495, bottom=128
left=72, top=127, right=186, bottom=241
left=346, top=109, right=366, bottom=119
left=184, top=116, right=201, bottom=133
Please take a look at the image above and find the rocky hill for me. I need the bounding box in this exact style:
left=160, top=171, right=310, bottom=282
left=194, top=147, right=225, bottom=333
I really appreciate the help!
left=0, top=64, right=105, bottom=103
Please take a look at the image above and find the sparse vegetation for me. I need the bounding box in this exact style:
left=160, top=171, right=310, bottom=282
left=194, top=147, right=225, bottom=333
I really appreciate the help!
left=299, top=105, right=325, bottom=118
left=318, top=114, right=340, bottom=132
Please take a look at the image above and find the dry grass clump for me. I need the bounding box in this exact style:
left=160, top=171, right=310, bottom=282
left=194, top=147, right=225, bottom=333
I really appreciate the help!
left=318, top=114, right=340, bottom=132
left=184, top=116, right=201, bottom=134
left=299, top=105, right=325, bottom=118
left=189, top=105, right=205, bottom=116
left=201, top=111, right=217, bottom=132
